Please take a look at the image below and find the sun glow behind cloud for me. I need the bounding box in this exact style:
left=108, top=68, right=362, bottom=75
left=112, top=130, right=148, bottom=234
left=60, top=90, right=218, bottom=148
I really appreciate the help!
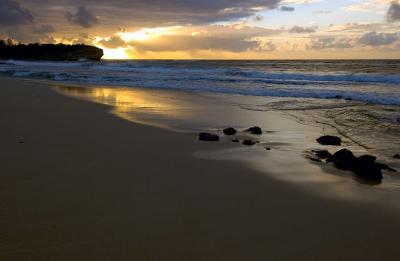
left=2, top=0, right=400, bottom=59
left=102, top=47, right=129, bottom=59
left=94, top=27, right=183, bottom=59
left=117, top=27, right=180, bottom=42
left=63, top=2, right=399, bottom=59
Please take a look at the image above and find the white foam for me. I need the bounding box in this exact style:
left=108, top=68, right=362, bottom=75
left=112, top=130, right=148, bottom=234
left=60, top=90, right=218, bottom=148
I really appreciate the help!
left=1, top=60, right=399, bottom=105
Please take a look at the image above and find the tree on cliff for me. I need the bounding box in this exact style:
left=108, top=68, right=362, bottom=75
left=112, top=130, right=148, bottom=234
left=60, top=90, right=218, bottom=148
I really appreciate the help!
left=0, top=39, right=103, bottom=61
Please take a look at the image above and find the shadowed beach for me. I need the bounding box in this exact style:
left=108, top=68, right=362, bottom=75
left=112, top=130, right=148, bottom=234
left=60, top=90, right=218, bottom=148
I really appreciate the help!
left=1, top=77, right=400, bottom=260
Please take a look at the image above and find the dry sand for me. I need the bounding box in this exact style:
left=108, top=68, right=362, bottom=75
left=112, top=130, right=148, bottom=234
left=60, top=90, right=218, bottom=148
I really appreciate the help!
left=1, top=77, right=400, bottom=261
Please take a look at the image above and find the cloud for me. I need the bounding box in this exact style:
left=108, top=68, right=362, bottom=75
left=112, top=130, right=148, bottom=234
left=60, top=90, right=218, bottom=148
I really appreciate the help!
left=308, top=37, right=355, bottom=49
left=279, top=6, right=295, bottom=12
left=289, top=26, right=317, bottom=33
left=0, top=0, right=33, bottom=26
left=131, top=35, right=260, bottom=52
left=97, top=24, right=281, bottom=53
left=387, top=1, right=400, bottom=22
left=254, top=15, right=264, bottom=21
left=283, top=0, right=321, bottom=3
left=22, top=0, right=283, bottom=26
left=32, top=24, right=55, bottom=34
left=66, top=6, right=98, bottom=28
left=130, top=25, right=280, bottom=52
left=98, top=36, right=126, bottom=48
left=358, top=31, right=398, bottom=46
left=343, top=0, right=393, bottom=13
left=314, top=10, right=332, bottom=14
left=307, top=30, right=399, bottom=50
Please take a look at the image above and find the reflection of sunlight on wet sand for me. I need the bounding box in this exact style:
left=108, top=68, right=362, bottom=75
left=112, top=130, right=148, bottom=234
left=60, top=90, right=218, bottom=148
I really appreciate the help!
left=56, top=84, right=400, bottom=209
left=195, top=144, right=400, bottom=208
left=56, top=85, right=193, bottom=129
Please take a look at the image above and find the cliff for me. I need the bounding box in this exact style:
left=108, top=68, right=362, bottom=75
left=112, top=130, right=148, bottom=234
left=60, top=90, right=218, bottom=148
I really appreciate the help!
left=0, top=41, right=103, bottom=61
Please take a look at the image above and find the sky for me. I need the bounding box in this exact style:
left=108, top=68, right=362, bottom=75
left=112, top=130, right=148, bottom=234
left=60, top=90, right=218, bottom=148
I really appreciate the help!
left=0, top=0, right=399, bottom=59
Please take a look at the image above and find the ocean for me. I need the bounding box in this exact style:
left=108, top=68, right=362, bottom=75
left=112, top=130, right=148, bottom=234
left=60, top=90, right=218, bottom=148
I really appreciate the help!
left=1, top=59, right=399, bottom=105
left=1, top=59, right=399, bottom=161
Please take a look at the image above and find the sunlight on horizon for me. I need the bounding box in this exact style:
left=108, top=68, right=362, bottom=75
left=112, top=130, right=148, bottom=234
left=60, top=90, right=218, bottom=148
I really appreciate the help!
left=101, top=47, right=129, bottom=59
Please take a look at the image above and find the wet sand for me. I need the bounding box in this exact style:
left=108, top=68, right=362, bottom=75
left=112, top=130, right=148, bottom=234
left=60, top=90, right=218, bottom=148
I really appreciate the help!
left=1, top=77, right=400, bottom=260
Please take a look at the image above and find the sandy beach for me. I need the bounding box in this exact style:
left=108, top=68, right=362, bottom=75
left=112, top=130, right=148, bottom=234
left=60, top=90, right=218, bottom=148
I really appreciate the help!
left=1, top=76, right=400, bottom=261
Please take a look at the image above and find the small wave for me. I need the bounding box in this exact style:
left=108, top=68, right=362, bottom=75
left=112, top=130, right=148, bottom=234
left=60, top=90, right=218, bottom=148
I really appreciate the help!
left=1, top=60, right=399, bottom=106
left=227, top=70, right=400, bottom=85
left=5, top=59, right=88, bottom=68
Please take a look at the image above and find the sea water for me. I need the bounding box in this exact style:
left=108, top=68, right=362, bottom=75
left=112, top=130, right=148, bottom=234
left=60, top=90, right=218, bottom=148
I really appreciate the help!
left=1, top=59, right=399, bottom=159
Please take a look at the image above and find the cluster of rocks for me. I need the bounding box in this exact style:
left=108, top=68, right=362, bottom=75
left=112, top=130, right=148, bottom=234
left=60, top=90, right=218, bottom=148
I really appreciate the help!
left=310, top=135, right=397, bottom=181
left=199, top=126, right=263, bottom=146
left=199, top=130, right=397, bottom=182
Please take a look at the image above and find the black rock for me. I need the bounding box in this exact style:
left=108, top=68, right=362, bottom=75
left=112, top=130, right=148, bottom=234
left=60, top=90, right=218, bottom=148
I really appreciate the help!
left=245, top=126, right=262, bottom=135
left=357, top=154, right=377, bottom=164
left=199, top=133, right=219, bottom=141
left=223, top=127, right=237, bottom=135
left=328, top=149, right=383, bottom=181
left=316, top=135, right=342, bottom=146
left=345, top=97, right=353, bottom=101
left=328, top=149, right=357, bottom=170
left=353, top=162, right=383, bottom=181
left=266, top=147, right=271, bottom=151
left=232, top=139, right=240, bottom=143
left=394, top=154, right=400, bottom=159
left=313, top=150, right=332, bottom=159
left=243, top=140, right=257, bottom=146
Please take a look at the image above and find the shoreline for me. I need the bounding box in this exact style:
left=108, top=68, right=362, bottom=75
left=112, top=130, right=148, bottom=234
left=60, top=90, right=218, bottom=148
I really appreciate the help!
left=1, top=77, right=400, bottom=260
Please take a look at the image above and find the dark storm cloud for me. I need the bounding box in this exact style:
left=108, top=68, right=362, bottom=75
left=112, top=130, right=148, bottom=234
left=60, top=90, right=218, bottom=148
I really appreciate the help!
left=279, top=6, right=295, bottom=12
left=66, top=6, right=98, bottom=28
left=20, top=0, right=283, bottom=25
left=358, top=31, right=398, bottom=46
left=32, top=24, right=55, bottom=34
left=0, top=0, right=34, bottom=26
left=387, top=1, right=400, bottom=22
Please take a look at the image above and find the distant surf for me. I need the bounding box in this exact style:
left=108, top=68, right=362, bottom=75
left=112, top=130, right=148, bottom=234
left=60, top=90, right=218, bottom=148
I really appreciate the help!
left=1, top=59, right=399, bottom=105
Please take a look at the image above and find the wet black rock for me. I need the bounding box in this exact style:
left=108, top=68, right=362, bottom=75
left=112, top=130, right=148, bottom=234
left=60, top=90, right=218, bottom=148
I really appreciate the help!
left=232, top=139, right=240, bottom=143
left=394, top=154, right=400, bottom=159
left=328, top=149, right=383, bottom=181
left=199, top=133, right=219, bottom=141
left=357, top=154, right=377, bottom=165
left=327, top=149, right=357, bottom=170
left=312, top=150, right=332, bottom=159
left=266, top=147, right=271, bottom=151
left=243, top=140, right=257, bottom=146
left=316, top=135, right=342, bottom=146
left=223, top=127, right=237, bottom=135
left=245, top=126, right=262, bottom=135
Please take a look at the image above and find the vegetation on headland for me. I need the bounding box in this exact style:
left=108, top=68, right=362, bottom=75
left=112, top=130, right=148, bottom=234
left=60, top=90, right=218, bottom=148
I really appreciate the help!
left=0, top=39, right=103, bottom=61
